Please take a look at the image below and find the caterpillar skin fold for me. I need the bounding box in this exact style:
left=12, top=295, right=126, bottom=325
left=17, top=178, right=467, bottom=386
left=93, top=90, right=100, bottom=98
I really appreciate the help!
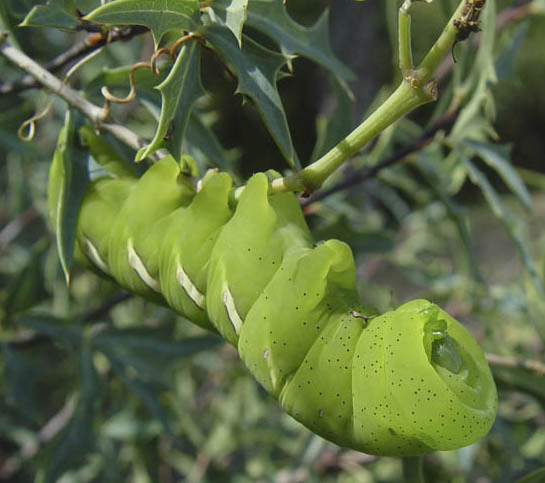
left=48, top=155, right=497, bottom=456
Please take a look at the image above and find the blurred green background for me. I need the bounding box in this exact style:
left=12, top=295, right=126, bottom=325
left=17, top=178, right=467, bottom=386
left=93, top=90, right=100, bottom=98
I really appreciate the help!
left=1, top=0, right=545, bottom=481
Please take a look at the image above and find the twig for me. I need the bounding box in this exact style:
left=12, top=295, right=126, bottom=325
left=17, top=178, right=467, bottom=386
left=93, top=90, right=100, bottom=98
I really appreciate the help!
left=0, top=25, right=148, bottom=96
left=303, top=0, right=537, bottom=206
left=82, top=292, right=132, bottom=322
left=486, top=353, right=545, bottom=376
left=8, top=292, right=132, bottom=349
left=0, top=395, right=76, bottom=480
left=0, top=206, right=39, bottom=251
left=436, top=2, right=535, bottom=81
left=301, top=111, right=456, bottom=208
left=0, top=34, right=144, bottom=152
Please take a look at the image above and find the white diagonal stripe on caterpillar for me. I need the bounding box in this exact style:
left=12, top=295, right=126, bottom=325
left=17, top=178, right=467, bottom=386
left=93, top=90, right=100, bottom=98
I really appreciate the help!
left=222, top=285, right=243, bottom=335
left=127, top=238, right=161, bottom=292
left=83, top=236, right=110, bottom=275
left=176, top=261, right=206, bottom=309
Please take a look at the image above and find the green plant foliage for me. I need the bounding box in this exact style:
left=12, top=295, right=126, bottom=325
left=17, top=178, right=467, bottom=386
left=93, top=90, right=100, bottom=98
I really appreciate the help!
left=1, top=0, right=545, bottom=481
left=85, top=0, right=201, bottom=48
left=135, top=42, right=204, bottom=161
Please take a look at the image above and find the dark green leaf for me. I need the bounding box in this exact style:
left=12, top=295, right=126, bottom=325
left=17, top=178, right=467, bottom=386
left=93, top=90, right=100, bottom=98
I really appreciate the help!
left=3, top=240, right=50, bottom=318
left=44, top=344, right=98, bottom=483
left=516, top=467, right=545, bottom=483
left=94, top=328, right=220, bottom=383
left=85, top=0, right=201, bottom=48
left=136, top=41, right=204, bottom=162
left=20, top=2, right=78, bottom=30
left=242, top=0, right=355, bottom=94
left=207, top=0, right=248, bottom=47
left=311, top=76, right=354, bottom=161
left=79, top=125, right=139, bottom=179
left=184, top=112, right=228, bottom=171
left=18, top=315, right=82, bottom=347
left=462, top=139, right=532, bottom=210
left=101, top=347, right=173, bottom=434
left=48, top=110, right=90, bottom=284
left=2, top=344, right=41, bottom=421
left=202, top=24, right=298, bottom=168
left=314, top=215, right=395, bottom=254
left=492, top=366, right=545, bottom=407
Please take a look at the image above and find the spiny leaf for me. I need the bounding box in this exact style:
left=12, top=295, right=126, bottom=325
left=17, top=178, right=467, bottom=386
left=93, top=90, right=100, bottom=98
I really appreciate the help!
left=202, top=24, right=298, bottom=168
left=136, top=41, right=204, bottom=161
left=19, top=1, right=79, bottom=30
left=85, top=0, right=201, bottom=48
left=207, top=0, right=248, bottom=47
left=243, top=0, right=355, bottom=94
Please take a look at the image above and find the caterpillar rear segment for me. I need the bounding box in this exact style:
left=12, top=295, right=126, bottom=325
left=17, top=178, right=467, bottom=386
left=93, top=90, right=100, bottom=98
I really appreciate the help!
left=48, top=155, right=497, bottom=456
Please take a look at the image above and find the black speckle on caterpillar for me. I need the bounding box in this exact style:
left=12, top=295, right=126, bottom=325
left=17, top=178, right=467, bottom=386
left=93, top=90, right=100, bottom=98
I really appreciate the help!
left=48, top=154, right=497, bottom=456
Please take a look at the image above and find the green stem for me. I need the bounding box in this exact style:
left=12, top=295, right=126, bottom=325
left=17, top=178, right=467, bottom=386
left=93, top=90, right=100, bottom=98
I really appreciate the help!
left=417, top=0, right=468, bottom=84
left=399, top=1, right=414, bottom=74
left=402, top=456, right=425, bottom=483
left=271, top=80, right=436, bottom=194
left=266, top=0, right=473, bottom=196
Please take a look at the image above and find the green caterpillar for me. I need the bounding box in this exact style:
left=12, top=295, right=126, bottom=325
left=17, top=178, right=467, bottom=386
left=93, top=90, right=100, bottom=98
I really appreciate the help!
left=47, top=150, right=497, bottom=456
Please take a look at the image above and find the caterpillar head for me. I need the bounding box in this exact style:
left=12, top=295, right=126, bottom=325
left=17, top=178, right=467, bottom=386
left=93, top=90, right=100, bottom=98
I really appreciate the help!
left=352, top=299, right=497, bottom=456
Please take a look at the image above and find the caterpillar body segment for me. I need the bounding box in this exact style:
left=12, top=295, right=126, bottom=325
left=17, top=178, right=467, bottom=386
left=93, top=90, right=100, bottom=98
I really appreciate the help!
left=206, top=173, right=313, bottom=345
left=50, top=155, right=497, bottom=456
left=107, top=157, right=195, bottom=300
left=238, top=240, right=366, bottom=396
left=76, top=177, right=136, bottom=276
left=158, top=171, right=234, bottom=331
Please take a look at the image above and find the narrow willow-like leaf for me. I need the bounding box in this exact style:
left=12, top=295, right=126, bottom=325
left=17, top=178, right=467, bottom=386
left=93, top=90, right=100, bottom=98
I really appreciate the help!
left=516, top=467, right=545, bottom=483
left=492, top=365, right=545, bottom=407
left=462, top=139, right=532, bottom=210
left=85, top=0, right=201, bottom=48
left=3, top=240, right=50, bottom=317
left=94, top=328, right=220, bottom=384
left=44, top=344, right=97, bottom=483
left=459, top=152, right=545, bottom=303
left=47, top=110, right=89, bottom=284
left=417, top=153, right=484, bottom=284
left=136, top=41, right=204, bottom=162
left=202, top=24, right=298, bottom=168
left=99, top=346, right=174, bottom=435
left=2, top=345, right=41, bottom=421
left=19, top=315, right=82, bottom=346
